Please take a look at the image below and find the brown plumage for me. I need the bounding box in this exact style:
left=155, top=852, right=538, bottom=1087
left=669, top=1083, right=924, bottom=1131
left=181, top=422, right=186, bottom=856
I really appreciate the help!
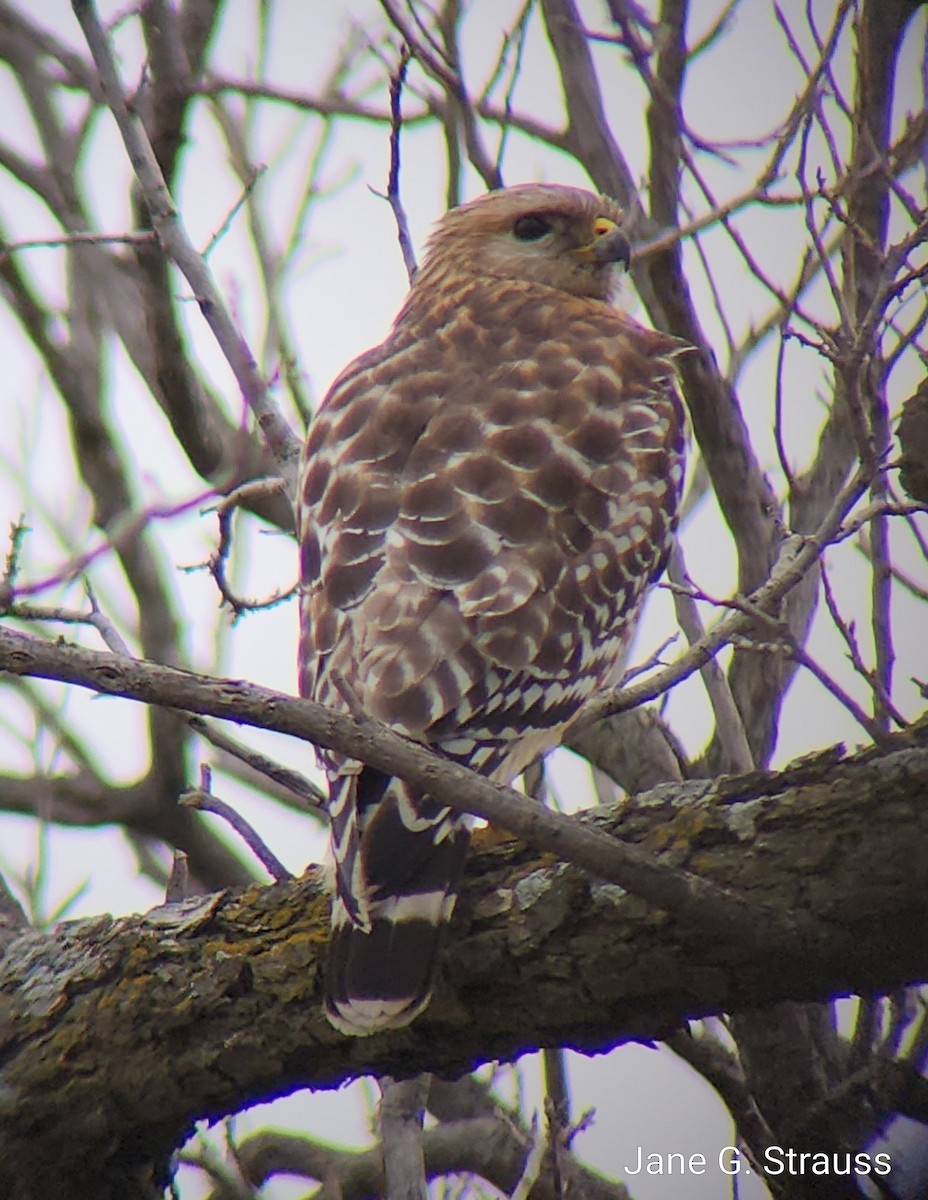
left=298, top=184, right=687, bottom=1036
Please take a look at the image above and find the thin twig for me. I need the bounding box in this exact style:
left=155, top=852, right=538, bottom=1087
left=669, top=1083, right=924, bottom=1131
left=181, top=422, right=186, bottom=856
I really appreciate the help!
left=856, top=527, right=928, bottom=603
left=786, top=638, right=899, bottom=747
left=0, top=871, right=29, bottom=952
left=4, top=594, right=131, bottom=658
left=83, top=580, right=132, bottom=656
left=543, top=1048, right=570, bottom=1200
left=0, top=517, right=29, bottom=607
left=203, top=165, right=267, bottom=258
left=180, top=766, right=294, bottom=883
left=186, top=716, right=327, bottom=813
left=772, top=323, right=797, bottom=493
left=10, top=489, right=218, bottom=600
left=187, top=478, right=297, bottom=618
left=0, top=230, right=157, bottom=261
left=378, top=46, right=418, bottom=285
left=820, top=563, right=909, bottom=730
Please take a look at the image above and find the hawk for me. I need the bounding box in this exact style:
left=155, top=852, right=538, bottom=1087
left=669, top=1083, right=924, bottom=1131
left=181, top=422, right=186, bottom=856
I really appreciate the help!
left=298, top=184, right=686, bottom=1036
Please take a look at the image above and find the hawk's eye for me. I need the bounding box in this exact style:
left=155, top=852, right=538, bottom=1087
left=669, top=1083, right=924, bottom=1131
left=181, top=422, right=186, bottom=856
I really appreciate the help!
left=513, top=214, right=552, bottom=242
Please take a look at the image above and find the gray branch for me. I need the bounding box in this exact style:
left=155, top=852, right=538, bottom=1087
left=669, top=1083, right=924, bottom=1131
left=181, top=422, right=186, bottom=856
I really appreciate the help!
left=2, top=730, right=928, bottom=1197
left=0, top=623, right=827, bottom=957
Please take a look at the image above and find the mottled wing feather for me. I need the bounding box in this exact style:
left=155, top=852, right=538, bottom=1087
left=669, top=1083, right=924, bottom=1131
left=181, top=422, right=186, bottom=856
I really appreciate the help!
left=301, top=279, right=684, bottom=751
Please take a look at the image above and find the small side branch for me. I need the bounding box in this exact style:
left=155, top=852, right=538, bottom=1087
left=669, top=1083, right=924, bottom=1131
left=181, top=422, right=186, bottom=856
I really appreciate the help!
left=383, top=46, right=418, bottom=285
left=185, top=478, right=297, bottom=619
left=180, top=765, right=295, bottom=883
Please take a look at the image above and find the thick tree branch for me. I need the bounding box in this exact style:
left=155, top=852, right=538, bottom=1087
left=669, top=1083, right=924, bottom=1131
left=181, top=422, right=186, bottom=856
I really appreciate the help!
left=2, top=729, right=928, bottom=1197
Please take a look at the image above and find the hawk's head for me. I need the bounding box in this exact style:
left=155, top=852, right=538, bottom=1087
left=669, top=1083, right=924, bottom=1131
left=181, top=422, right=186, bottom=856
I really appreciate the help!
left=416, top=183, right=631, bottom=303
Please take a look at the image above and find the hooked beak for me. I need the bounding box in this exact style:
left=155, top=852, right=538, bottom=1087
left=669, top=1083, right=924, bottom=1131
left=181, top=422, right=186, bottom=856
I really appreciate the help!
left=578, top=217, right=632, bottom=271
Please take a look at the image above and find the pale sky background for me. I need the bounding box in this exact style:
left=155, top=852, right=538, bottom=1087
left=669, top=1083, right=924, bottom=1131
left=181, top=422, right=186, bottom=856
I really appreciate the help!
left=0, top=2, right=926, bottom=1198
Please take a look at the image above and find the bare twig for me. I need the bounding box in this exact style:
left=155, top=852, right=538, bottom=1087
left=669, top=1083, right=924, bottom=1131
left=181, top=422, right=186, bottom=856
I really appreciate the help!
left=188, top=478, right=297, bottom=618
left=186, top=716, right=327, bottom=814
left=856, top=527, right=928, bottom=604
left=786, top=638, right=899, bottom=746
left=378, top=46, right=418, bottom=285
left=202, top=166, right=267, bottom=258
left=666, top=1026, right=778, bottom=1170
left=820, top=564, right=909, bottom=731
left=4, top=588, right=131, bottom=657
left=0, top=230, right=157, bottom=261
left=180, top=766, right=294, bottom=883
left=0, top=517, right=29, bottom=607
left=9, top=489, right=217, bottom=601
left=542, top=1047, right=570, bottom=1200
left=197, top=1111, right=630, bottom=1200
left=0, top=871, right=29, bottom=951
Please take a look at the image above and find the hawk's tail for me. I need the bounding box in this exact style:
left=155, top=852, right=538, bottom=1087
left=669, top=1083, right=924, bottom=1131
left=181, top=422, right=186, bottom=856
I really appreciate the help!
left=325, top=771, right=470, bottom=1037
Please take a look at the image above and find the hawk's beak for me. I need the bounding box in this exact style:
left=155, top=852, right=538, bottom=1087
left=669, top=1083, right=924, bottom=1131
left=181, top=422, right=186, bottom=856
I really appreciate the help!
left=578, top=217, right=632, bottom=270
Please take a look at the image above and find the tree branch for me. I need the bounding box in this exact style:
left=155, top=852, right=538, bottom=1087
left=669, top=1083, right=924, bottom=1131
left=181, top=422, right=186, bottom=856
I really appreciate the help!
left=0, top=622, right=832, bottom=956
left=2, top=728, right=928, bottom=1196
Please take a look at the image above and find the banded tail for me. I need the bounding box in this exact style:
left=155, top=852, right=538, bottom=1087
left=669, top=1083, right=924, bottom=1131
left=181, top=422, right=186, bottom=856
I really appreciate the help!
left=325, top=768, right=470, bottom=1036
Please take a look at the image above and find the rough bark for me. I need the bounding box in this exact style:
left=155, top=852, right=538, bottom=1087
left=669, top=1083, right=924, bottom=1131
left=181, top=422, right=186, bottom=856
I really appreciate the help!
left=2, top=727, right=928, bottom=1198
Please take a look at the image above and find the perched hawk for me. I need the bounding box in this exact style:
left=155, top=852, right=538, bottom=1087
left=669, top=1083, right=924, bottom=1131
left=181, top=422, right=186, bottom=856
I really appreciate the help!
left=298, top=184, right=686, bottom=1036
